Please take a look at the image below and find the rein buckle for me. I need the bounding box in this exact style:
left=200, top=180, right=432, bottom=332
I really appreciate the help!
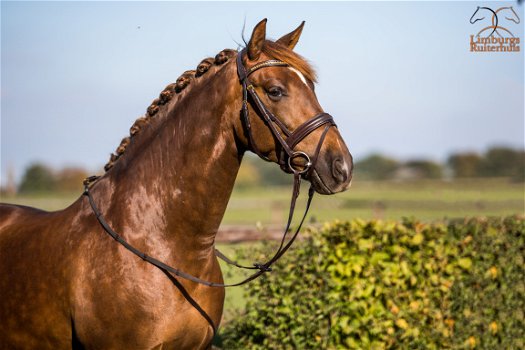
left=254, top=263, right=272, bottom=272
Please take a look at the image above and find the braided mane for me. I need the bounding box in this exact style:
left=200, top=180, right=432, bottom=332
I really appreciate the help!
left=103, top=40, right=316, bottom=172
left=103, top=49, right=237, bottom=172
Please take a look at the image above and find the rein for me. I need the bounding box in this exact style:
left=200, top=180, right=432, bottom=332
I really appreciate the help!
left=83, top=49, right=336, bottom=288
left=83, top=176, right=312, bottom=287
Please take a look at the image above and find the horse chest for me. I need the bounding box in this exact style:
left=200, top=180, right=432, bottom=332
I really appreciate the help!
left=73, top=261, right=222, bottom=349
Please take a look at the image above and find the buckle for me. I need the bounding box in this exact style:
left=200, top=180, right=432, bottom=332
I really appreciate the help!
left=254, top=263, right=272, bottom=272
left=83, top=175, right=100, bottom=189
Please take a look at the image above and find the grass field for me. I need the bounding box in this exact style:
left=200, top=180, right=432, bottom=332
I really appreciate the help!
left=3, top=178, right=523, bottom=224
left=222, top=178, right=524, bottom=226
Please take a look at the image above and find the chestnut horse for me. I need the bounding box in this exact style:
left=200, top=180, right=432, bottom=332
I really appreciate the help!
left=0, top=19, right=353, bottom=349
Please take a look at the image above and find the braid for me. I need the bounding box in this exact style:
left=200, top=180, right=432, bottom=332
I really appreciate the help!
left=115, top=137, right=130, bottom=155
left=196, top=58, right=214, bottom=77
left=175, top=70, right=195, bottom=93
left=104, top=153, right=118, bottom=171
left=130, top=116, right=148, bottom=136
left=147, top=98, right=161, bottom=117
left=214, top=49, right=236, bottom=65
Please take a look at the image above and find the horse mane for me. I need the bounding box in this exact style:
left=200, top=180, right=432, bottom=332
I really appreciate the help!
left=103, top=40, right=316, bottom=172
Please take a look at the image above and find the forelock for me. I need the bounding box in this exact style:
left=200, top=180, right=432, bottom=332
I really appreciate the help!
left=261, top=40, right=317, bottom=83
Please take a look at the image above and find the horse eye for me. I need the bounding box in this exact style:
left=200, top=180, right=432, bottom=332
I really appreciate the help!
left=267, top=86, right=284, bottom=101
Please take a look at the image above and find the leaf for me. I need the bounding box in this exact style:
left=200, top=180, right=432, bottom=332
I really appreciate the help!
left=412, top=233, right=424, bottom=245
left=358, top=238, right=374, bottom=251
left=396, top=318, right=409, bottom=329
left=370, top=251, right=390, bottom=264
left=458, top=257, right=472, bottom=270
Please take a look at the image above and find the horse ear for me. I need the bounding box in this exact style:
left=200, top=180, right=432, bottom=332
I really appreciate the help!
left=247, top=18, right=267, bottom=60
left=276, top=21, right=305, bottom=50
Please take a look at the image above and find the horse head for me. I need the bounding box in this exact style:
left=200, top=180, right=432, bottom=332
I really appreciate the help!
left=470, top=6, right=486, bottom=24
left=470, top=6, right=498, bottom=37
left=500, top=6, right=520, bottom=24
left=234, top=19, right=353, bottom=195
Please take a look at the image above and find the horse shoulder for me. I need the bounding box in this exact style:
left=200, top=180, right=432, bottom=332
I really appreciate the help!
left=0, top=199, right=92, bottom=349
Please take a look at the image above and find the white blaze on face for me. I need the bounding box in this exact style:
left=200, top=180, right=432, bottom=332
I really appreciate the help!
left=288, top=67, right=309, bottom=87
left=335, top=137, right=352, bottom=189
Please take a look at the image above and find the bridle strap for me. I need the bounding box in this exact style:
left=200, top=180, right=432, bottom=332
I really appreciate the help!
left=246, top=84, right=295, bottom=157
left=237, top=53, right=271, bottom=161
left=286, top=113, right=335, bottom=150
left=247, top=59, right=289, bottom=76
left=237, top=52, right=295, bottom=158
left=236, top=49, right=336, bottom=174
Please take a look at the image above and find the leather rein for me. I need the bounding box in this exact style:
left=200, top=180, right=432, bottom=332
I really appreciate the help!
left=83, top=49, right=336, bottom=288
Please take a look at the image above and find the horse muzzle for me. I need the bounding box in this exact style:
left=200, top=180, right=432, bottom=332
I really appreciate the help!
left=308, top=143, right=353, bottom=195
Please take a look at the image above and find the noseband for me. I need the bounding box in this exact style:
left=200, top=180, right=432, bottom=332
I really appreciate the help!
left=236, top=49, right=336, bottom=177
left=83, top=49, right=338, bottom=290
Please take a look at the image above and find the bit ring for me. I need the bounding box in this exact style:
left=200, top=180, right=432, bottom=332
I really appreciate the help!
left=288, top=151, right=312, bottom=175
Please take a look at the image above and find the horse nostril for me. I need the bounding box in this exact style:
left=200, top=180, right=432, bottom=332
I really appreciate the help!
left=332, top=158, right=348, bottom=184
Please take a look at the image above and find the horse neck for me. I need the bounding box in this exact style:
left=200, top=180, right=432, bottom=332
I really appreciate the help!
left=88, top=60, right=242, bottom=261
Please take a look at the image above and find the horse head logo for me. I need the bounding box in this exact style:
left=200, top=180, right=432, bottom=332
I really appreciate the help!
left=470, top=6, right=521, bottom=38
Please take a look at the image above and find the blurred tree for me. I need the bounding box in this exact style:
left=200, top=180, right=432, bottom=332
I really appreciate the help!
left=403, top=160, right=443, bottom=179
left=481, top=147, right=524, bottom=179
left=257, top=161, right=290, bottom=186
left=57, top=167, right=89, bottom=192
left=354, top=154, right=399, bottom=180
left=235, top=159, right=262, bottom=189
left=243, top=154, right=290, bottom=187
left=516, top=150, right=525, bottom=182
left=448, top=152, right=483, bottom=178
left=5, top=163, right=17, bottom=195
left=18, top=163, right=56, bottom=193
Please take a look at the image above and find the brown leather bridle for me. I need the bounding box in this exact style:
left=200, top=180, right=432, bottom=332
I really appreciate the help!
left=83, top=49, right=338, bottom=288
left=236, top=49, right=336, bottom=178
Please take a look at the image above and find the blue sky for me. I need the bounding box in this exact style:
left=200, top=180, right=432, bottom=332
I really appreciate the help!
left=1, top=1, right=524, bottom=185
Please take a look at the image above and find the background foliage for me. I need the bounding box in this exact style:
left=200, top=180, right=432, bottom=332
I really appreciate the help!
left=355, top=146, right=524, bottom=181
left=4, top=146, right=524, bottom=195
left=16, top=163, right=88, bottom=194
left=219, top=216, right=525, bottom=349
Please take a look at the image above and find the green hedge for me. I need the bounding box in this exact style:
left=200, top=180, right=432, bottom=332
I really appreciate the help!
left=219, top=216, right=524, bottom=349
